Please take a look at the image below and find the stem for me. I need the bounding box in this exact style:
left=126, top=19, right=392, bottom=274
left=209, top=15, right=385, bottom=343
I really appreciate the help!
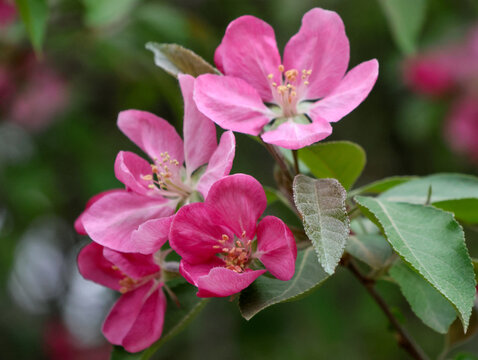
left=344, top=257, right=429, bottom=360
left=261, top=139, right=293, bottom=182
left=292, top=149, right=300, bottom=175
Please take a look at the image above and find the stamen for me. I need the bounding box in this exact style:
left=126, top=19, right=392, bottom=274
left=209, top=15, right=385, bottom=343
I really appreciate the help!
left=278, top=64, right=284, bottom=72
left=142, top=174, right=153, bottom=181
left=267, top=73, right=274, bottom=79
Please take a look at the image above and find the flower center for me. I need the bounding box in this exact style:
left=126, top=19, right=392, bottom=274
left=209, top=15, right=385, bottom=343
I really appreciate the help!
left=213, top=232, right=253, bottom=273
left=141, top=151, right=192, bottom=199
left=112, top=265, right=162, bottom=294
left=267, top=65, right=312, bottom=118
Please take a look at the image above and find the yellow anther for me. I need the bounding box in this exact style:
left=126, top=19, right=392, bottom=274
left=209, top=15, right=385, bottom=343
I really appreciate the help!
left=222, top=234, right=229, bottom=241
left=267, top=73, right=274, bottom=79
left=151, top=165, right=158, bottom=173
left=142, top=174, right=153, bottom=181
left=285, top=69, right=298, bottom=81
left=272, top=82, right=277, bottom=87
left=278, top=64, right=284, bottom=72
left=222, top=248, right=230, bottom=253
left=111, top=265, right=119, bottom=271
left=307, top=69, right=312, bottom=75
left=148, top=184, right=155, bottom=189
left=120, top=287, right=128, bottom=294
left=241, top=230, right=246, bottom=238
left=277, top=85, right=287, bottom=94
left=291, top=91, right=297, bottom=97
left=304, top=81, right=309, bottom=85
left=213, top=245, right=221, bottom=249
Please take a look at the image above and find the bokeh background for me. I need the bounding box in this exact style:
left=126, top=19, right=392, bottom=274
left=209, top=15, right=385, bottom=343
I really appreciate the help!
left=1, top=0, right=477, bottom=359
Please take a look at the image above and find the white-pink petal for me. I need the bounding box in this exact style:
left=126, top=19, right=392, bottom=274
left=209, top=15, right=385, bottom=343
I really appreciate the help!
left=308, top=59, right=379, bottom=123
left=179, top=74, right=218, bottom=176
left=214, top=15, right=281, bottom=102
left=283, top=8, right=350, bottom=100
left=117, top=110, right=184, bottom=165
left=196, top=131, right=235, bottom=199
left=194, top=74, right=273, bottom=136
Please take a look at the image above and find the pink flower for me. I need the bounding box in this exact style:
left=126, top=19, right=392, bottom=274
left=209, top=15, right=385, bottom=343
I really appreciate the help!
left=0, top=0, right=16, bottom=28
left=78, top=242, right=166, bottom=352
left=193, top=8, right=378, bottom=150
left=78, top=74, right=235, bottom=254
left=445, top=96, right=478, bottom=164
left=169, top=174, right=297, bottom=297
left=403, top=25, right=478, bottom=96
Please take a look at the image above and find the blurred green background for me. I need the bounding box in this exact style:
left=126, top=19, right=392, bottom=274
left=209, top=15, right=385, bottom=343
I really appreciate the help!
left=1, top=0, right=477, bottom=359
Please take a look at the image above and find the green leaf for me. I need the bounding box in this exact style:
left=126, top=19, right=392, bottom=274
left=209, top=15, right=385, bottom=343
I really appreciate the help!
left=346, top=234, right=393, bottom=269
left=355, top=196, right=476, bottom=331
left=140, top=284, right=208, bottom=360
left=145, top=43, right=216, bottom=78
left=389, top=261, right=456, bottom=333
left=349, top=176, right=417, bottom=197
left=293, top=175, right=350, bottom=274
left=239, top=247, right=330, bottom=320
left=380, top=173, right=478, bottom=223
left=111, top=346, right=142, bottom=360
left=378, top=0, right=427, bottom=54
left=454, top=353, right=478, bottom=360
left=82, top=0, right=138, bottom=28
left=15, top=0, right=49, bottom=54
left=473, top=258, right=478, bottom=282
left=298, top=141, right=366, bottom=190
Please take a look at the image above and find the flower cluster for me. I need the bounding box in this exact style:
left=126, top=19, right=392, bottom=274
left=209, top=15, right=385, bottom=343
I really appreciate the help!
left=77, top=7, right=376, bottom=353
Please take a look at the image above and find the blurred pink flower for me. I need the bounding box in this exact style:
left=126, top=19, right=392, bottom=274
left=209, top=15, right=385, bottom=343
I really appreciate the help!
left=445, top=97, right=478, bottom=164
left=170, top=174, right=297, bottom=298
left=194, top=8, right=378, bottom=149
left=0, top=0, right=16, bottom=28
left=78, top=242, right=167, bottom=352
left=78, top=74, right=235, bottom=254
left=404, top=25, right=478, bottom=164
left=44, top=319, right=111, bottom=360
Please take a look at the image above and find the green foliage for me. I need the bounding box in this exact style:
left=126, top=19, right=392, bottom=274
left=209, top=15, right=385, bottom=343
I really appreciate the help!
left=349, top=176, right=417, bottom=197
left=110, top=347, right=142, bottom=360
left=355, top=196, right=476, bottom=331
left=293, top=175, right=350, bottom=274
left=378, top=0, right=427, bottom=54
left=346, top=234, right=393, bottom=269
left=239, top=247, right=330, bottom=320
left=82, top=0, right=138, bottom=28
left=298, top=141, right=366, bottom=190
left=389, top=261, right=456, bottom=333
left=380, top=173, right=478, bottom=223
left=145, top=43, right=216, bottom=78
left=14, top=0, right=49, bottom=54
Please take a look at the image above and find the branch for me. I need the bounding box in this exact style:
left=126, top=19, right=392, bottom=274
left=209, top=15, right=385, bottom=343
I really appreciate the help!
left=344, top=257, right=429, bottom=360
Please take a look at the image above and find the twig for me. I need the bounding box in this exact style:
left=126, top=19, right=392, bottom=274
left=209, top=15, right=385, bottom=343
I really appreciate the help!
left=292, top=149, right=300, bottom=175
left=344, top=257, right=429, bottom=360
left=261, top=139, right=293, bottom=182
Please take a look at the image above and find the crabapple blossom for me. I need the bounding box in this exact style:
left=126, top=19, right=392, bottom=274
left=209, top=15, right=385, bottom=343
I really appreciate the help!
left=78, top=74, right=235, bottom=254
left=78, top=242, right=167, bottom=352
left=170, top=174, right=297, bottom=297
left=194, top=8, right=378, bottom=149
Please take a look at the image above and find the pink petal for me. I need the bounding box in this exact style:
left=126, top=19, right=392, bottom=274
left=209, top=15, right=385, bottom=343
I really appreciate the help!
left=102, top=248, right=159, bottom=279
left=196, top=131, right=235, bottom=198
left=308, top=59, right=379, bottom=123
left=179, top=258, right=225, bottom=286
left=205, top=174, right=267, bottom=239
left=256, top=216, right=297, bottom=281
left=114, top=151, right=152, bottom=195
left=117, top=110, right=184, bottom=165
left=77, top=243, right=122, bottom=291
left=214, top=15, right=281, bottom=102
left=130, top=215, right=174, bottom=254
left=283, top=8, right=350, bottom=99
left=122, top=287, right=166, bottom=352
left=196, top=267, right=266, bottom=297
left=103, top=282, right=166, bottom=352
left=169, top=203, right=234, bottom=264
left=194, top=74, right=273, bottom=136
left=75, top=189, right=122, bottom=235
left=260, top=118, right=332, bottom=150
left=82, top=191, right=174, bottom=253
left=179, top=74, right=218, bottom=176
